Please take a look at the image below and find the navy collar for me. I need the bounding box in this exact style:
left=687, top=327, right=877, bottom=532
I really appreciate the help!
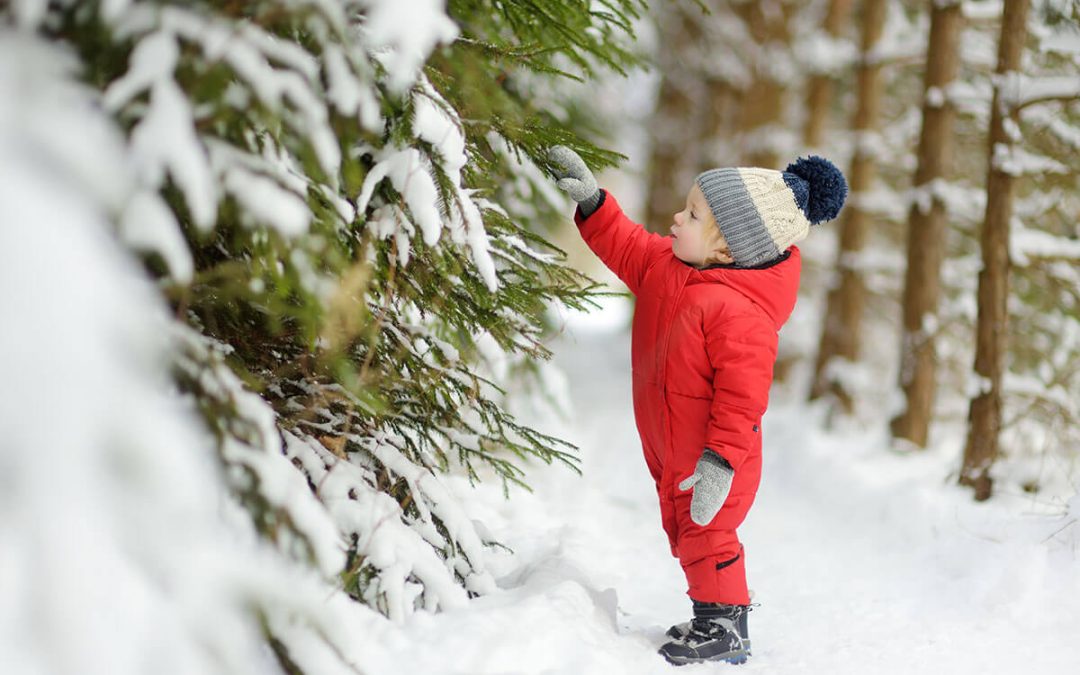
left=682, top=249, right=793, bottom=271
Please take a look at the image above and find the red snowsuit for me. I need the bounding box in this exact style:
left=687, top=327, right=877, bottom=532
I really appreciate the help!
left=576, top=192, right=800, bottom=604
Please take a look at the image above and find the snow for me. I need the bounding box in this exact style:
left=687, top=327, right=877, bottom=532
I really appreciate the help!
left=961, top=0, right=1002, bottom=21
left=795, top=32, right=859, bottom=75
left=119, top=190, right=194, bottom=282
left=130, top=77, right=219, bottom=229
left=223, top=163, right=311, bottom=236
left=868, top=1, right=927, bottom=65
left=992, top=142, right=1070, bottom=176
left=2, top=38, right=311, bottom=674
left=1003, top=74, right=1080, bottom=108
left=907, top=177, right=986, bottom=223
left=5, top=0, right=1079, bottom=672
left=358, top=147, right=443, bottom=245
left=945, top=78, right=994, bottom=116
left=1039, top=28, right=1080, bottom=55
left=358, top=0, right=459, bottom=92
left=925, top=85, right=946, bottom=108
left=414, top=90, right=467, bottom=178
left=1, top=26, right=425, bottom=675
left=362, top=298, right=1080, bottom=673
left=1011, top=221, right=1080, bottom=263
left=323, top=42, right=381, bottom=130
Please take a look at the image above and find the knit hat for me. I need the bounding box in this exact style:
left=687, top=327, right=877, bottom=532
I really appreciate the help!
left=696, top=156, right=848, bottom=267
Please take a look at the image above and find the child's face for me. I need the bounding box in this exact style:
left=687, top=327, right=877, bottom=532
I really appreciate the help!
left=671, top=184, right=732, bottom=267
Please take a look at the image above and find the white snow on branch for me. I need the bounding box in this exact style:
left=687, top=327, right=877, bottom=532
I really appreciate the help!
left=868, top=2, right=926, bottom=64
left=497, top=234, right=559, bottom=266
left=1010, top=221, right=1080, bottom=265
left=992, top=142, right=1070, bottom=176
left=119, top=190, right=194, bottom=282
left=323, top=42, right=381, bottom=130
left=357, top=147, right=443, bottom=246
left=103, top=28, right=218, bottom=230
left=1037, top=25, right=1080, bottom=55
left=961, top=0, right=1002, bottom=20
left=847, top=184, right=910, bottom=222
left=1004, top=372, right=1078, bottom=417
left=130, top=77, right=219, bottom=229
left=795, top=32, right=859, bottom=76
left=102, top=29, right=178, bottom=111
left=224, top=163, right=312, bottom=236
left=414, top=87, right=467, bottom=179
left=176, top=334, right=348, bottom=578
left=1000, top=73, right=1080, bottom=107
left=358, top=0, right=459, bottom=92
left=285, top=432, right=485, bottom=621
left=907, top=178, right=986, bottom=224
left=0, top=33, right=387, bottom=672
left=945, top=78, right=994, bottom=116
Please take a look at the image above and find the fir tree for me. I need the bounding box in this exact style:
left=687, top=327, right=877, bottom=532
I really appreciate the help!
left=2, top=0, right=642, bottom=671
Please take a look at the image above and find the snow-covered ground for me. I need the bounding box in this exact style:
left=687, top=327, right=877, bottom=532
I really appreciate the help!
left=383, top=297, right=1080, bottom=674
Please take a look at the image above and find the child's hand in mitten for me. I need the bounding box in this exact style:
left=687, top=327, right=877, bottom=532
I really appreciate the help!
left=547, top=146, right=602, bottom=216
left=678, top=449, right=735, bottom=526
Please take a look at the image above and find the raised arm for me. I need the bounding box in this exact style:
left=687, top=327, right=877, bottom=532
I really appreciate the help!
left=548, top=146, right=668, bottom=295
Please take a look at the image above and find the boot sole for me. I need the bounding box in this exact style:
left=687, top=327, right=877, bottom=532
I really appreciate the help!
left=660, top=648, right=750, bottom=667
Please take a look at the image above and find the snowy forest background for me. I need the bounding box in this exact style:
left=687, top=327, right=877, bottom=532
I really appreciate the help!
left=1, top=1, right=1078, bottom=673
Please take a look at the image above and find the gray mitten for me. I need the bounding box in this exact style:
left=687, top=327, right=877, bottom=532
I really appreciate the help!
left=678, top=450, right=735, bottom=526
left=548, top=145, right=602, bottom=217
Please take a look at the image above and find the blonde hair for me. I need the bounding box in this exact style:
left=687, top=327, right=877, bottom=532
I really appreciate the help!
left=699, top=223, right=732, bottom=267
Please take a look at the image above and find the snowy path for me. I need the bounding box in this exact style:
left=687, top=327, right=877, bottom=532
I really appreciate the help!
left=388, top=304, right=1080, bottom=674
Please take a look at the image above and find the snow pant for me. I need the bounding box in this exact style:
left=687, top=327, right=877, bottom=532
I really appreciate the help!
left=655, top=457, right=761, bottom=606
left=633, top=378, right=763, bottom=606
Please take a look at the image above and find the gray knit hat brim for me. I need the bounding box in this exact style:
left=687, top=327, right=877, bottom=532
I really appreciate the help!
left=696, top=169, right=781, bottom=267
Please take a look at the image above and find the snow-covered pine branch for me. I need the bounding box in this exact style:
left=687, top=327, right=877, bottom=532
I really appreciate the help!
left=2, top=0, right=642, bottom=672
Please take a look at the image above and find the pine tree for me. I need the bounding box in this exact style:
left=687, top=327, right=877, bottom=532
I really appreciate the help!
left=3, top=0, right=643, bottom=670
left=960, top=0, right=1080, bottom=500
left=731, top=0, right=797, bottom=168
left=644, top=2, right=708, bottom=234
left=890, top=0, right=964, bottom=448
left=960, top=0, right=1031, bottom=500
left=802, top=0, right=855, bottom=149
left=809, top=0, right=890, bottom=409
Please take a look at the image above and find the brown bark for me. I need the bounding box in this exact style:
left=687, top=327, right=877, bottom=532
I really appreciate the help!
left=960, top=0, right=1031, bottom=501
left=700, top=75, right=741, bottom=169
left=734, top=1, right=793, bottom=168
left=803, top=0, right=855, bottom=147
left=809, top=0, right=888, bottom=408
left=890, top=2, right=964, bottom=447
left=644, top=6, right=704, bottom=234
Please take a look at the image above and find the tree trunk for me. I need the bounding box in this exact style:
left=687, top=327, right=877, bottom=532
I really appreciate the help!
left=960, top=0, right=1030, bottom=501
left=889, top=2, right=964, bottom=447
left=803, top=0, right=855, bottom=147
left=734, top=0, right=793, bottom=168
left=644, top=5, right=704, bottom=234
left=808, top=0, right=888, bottom=409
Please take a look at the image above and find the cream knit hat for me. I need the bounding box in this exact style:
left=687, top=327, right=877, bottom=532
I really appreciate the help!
left=696, top=156, right=848, bottom=267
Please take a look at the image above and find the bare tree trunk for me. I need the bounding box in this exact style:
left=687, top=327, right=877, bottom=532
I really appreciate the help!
left=808, top=0, right=888, bottom=409
left=803, top=0, right=855, bottom=147
left=644, top=5, right=704, bottom=234
left=889, top=2, right=964, bottom=447
left=734, top=0, right=793, bottom=168
left=960, top=0, right=1030, bottom=501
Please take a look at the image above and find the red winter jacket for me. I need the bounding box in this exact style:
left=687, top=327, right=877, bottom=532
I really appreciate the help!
left=575, top=191, right=800, bottom=569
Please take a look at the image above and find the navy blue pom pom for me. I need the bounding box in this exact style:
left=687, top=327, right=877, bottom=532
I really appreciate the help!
left=783, top=156, right=848, bottom=225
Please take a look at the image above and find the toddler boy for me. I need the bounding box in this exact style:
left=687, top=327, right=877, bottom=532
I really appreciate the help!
left=548, top=145, right=847, bottom=665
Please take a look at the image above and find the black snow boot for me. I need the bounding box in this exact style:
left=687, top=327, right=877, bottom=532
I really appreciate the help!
left=659, top=601, right=751, bottom=666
